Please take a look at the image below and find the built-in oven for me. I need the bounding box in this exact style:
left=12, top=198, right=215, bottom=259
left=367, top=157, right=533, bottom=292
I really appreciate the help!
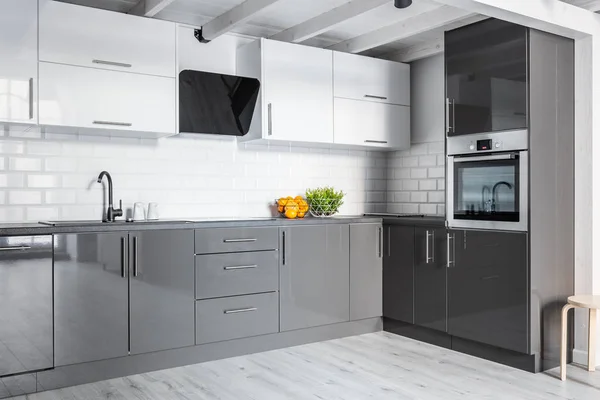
left=447, top=130, right=528, bottom=232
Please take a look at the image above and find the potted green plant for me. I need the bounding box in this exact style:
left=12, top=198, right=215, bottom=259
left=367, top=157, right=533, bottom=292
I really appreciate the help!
left=305, top=187, right=345, bottom=217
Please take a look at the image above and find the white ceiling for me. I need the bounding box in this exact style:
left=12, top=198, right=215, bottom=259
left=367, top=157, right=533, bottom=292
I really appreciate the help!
left=55, top=0, right=600, bottom=61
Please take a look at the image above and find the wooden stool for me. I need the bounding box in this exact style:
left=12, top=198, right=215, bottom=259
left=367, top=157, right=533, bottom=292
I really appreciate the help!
left=561, top=295, right=599, bottom=381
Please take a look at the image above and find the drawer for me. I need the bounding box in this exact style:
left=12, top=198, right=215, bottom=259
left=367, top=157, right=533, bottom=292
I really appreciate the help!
left=39, top=1, right=176, bottom=77
left=196, top=251, right=278, bottom=299
left=195, top=227, right=278, bottom=254
left=195, top=292, right=279, bottom=345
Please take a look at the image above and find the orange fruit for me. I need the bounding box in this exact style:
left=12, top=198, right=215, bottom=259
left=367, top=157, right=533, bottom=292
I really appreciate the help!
left=285, top=201, right=299, bottom=212
left=294, top=195, right=303, bottom=202
left=285, top=209, right=298, bottom=219
left=297, top=212, right=305, bottom=219
left=286, top=196, right=293, bottom=201
left=277, top=205, right=284, bottom=213
left=278, top=197, right=288, bottom=207
left=299, top=200, right=309, bottom=213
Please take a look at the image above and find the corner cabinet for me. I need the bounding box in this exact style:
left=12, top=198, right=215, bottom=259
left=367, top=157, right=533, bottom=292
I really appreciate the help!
left=237, top=38, right=334, bottom=144
left=383, top=225, right=414, bottom=323
left=0, top=0, right=38, bottom=125
left=350, top=223, right=383, bottom=320
left=279, top=224, right=350, bottom=331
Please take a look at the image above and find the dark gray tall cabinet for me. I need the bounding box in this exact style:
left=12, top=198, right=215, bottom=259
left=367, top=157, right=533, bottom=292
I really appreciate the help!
left=279, top=224, right=350, bottom=331
left=54, top=230, right=194, bottom=366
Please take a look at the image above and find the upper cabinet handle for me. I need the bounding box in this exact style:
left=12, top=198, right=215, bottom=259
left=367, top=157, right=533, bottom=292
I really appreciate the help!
left=267, top=103, right=273, bottom=136
left=92, top=59, right=132, bottom=68
left=364, top=94, right=387, bottom=100
left=93, top=120, right=133, bottom=127
left=447, top=98, right=455, bottom=134
left=223, top=238, right=257, bottom=243
left=223, top=265, right=258, bottom=271
left=365, top=140, right=388, bottom=144
left=28, top=78, right=34, bottom=120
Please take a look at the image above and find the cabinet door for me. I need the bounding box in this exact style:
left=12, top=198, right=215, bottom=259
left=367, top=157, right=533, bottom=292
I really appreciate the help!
left=280, top=225, right=350, bottom=331
left=383, top=225, right=414, bottom=323
left=54, top=233, right=129, bottom=366
left=262, top=39, right=333, bottom=143
left=39, top=62, right=176, bottom=135
left=334, top=98, right=410, bottom=149
left=350, top=224, right=383, bottom=320
left=0, top=237, right=52, bottom=376
left=129, top=230, right=195, bottom=355
left=448, top=230, right=528, bottom=353
left=39, top=1, right=176, bottom=77
left=334, top=51, right=410, bottom=106
left=414, top=227, right=447, bottom=332
left=445, top=19, right=527, bottom=136
left=0, top=0, right=37, bottom=124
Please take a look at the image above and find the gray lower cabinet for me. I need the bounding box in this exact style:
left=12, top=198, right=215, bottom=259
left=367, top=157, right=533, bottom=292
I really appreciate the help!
left=279, top=224, right=350, bottom=332
left=54, top=229, right=195, bottom=365
left=54, top=232, right=129, bottom=366
left=196, top=292, right=279, bottom=345
left=383, top=225, right=414, bottom=323
left=129, top=230, right=195, bottom=355
left=0, top=236, right=53, bottom=378
left=350, top=223, right=383, bottom=320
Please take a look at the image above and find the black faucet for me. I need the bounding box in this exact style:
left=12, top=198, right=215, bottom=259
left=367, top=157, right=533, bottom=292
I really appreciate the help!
left=491, top=181, right=513, bottom=212
left=97, top=171, right=123, bottom=222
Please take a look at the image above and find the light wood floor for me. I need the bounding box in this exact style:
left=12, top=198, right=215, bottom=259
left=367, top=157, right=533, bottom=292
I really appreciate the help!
left=10, top=332, right=600, bottom=400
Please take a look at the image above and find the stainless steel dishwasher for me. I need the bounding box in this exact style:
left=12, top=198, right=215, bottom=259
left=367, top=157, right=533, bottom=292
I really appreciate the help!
left=0, top=236, right=53, bottom=377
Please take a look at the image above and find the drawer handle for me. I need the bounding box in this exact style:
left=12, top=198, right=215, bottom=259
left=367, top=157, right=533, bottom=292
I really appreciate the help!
left=223, top=265, right=258, bottom=271
left=223, top=238, right=257, bottom=243
left=481, top=275, right=500, bottom=281
left=93, top=120, right=133, bottom=127
left=92, top=59, right=132, bottom=68
left=364, top=94, right=387, bottom=100
left=365, top=140, right=388, bottom=144
left=0, top=246, right=32, bottom=251
left=224, top=307, right=257, bottom=314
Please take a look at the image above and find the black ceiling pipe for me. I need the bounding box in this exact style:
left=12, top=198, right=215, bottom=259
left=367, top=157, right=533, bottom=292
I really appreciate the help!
left=394, top=0, right=412, bottom=8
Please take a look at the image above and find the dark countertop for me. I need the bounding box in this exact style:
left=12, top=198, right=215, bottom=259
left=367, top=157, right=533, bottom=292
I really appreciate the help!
left=0, top=216, right=383, bottom=236
left=364, top=214, right=446, bottom=227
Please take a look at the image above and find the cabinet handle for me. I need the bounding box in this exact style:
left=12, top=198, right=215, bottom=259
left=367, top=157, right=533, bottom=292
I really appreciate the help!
left=447, top=233, right=455, bottom=268
left=0, top=246, right=31, bottom=252
left=446, top=98, right=455, bottom=134
left=223, top=238, right=257, bottom=243
left=93, top=120, right=133, bottom=127
left=425, top=230, right=433, bottom=264
left=365, top=140, right=388, bottom=144
left=224, top=307, right=257, bottom=314
left=133, top=236, right=139, bottom=277
left=268, top=103, right=273, bottom=136
left=364, top=94, right=387, bottom=100
left=282, top=231, right=286, bottom=266
left=481, top=275, right=500, bottom=281
left=223, top=265, right=258, bottom=271
left=121, top=237, right=127, bottom=278
left=378, top=227, right=382, bottom=258
left=28, top=78, right=34, bottom=120
left=92, top=59, right=132, bottom=68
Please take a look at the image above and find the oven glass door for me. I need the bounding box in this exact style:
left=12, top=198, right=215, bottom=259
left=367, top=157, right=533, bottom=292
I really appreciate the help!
left=453, top=153, right=520, bottom=222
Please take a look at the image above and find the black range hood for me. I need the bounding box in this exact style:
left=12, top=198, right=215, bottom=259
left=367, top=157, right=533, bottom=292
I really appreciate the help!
left=179, top=70, right=260, bottom=136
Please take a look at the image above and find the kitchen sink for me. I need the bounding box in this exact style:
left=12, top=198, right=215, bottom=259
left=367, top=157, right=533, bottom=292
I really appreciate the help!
left=39, top=220, right=195, bottom=227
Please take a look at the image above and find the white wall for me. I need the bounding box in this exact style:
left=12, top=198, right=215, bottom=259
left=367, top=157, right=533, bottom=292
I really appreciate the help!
left=387, top=55, right=446, bottom=216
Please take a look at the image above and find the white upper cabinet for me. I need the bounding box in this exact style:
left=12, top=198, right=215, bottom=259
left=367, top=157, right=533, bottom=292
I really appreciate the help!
left=333, top=51, right=410, bottom=106
left=0, top=0, right=38, bottom=125
left=39, top=1, right=176, bottom=78
left=334, top=98, right=410, bottom=150
left=237, top=39, right=334, bottom=144
left=39, top=62, right=176, bottom=137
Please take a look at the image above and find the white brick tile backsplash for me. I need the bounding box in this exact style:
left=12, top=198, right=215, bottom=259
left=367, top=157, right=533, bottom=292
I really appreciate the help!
left=386, top=140, right=445, bottom=216
left=0, top=173, right=25, bottom=188
left=9, top=157, right=42, bottom=171
left=410, top=168, right=427, bottom=179
left=45, top=191, right=77, bottom=205
left=27, top=141, right=62, bottom=156
left=27, top=174, right=61, bottom=188
left=26, top=207, right=60, bottom=221
left=9, top=191, right=42, bottom=205
left=0, top=141, right=25, bottom=154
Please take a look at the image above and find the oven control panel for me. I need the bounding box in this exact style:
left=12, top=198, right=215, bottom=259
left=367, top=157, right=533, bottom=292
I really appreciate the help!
left=469, top=139, right=502, bottom=151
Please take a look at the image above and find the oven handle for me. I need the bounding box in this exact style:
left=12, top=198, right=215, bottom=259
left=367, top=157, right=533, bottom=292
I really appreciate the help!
left=452, top=153, right=517, bottom=163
